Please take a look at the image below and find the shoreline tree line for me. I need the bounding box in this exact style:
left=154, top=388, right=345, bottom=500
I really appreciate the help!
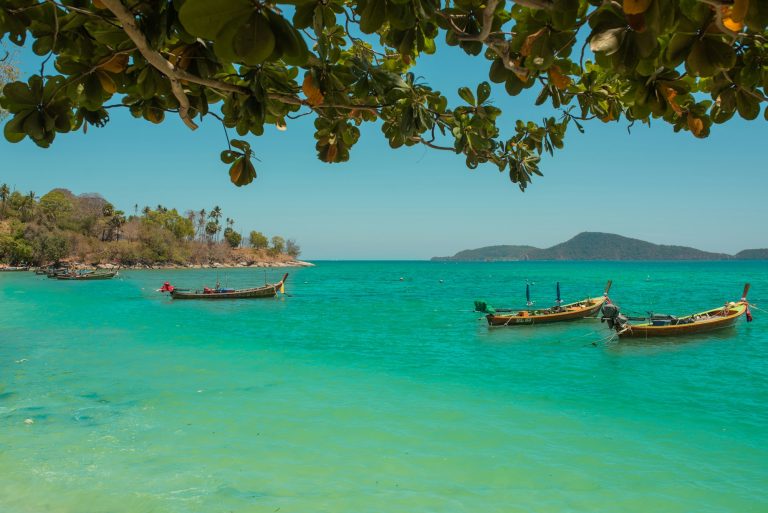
left=0, top=183, right=300, bottom=266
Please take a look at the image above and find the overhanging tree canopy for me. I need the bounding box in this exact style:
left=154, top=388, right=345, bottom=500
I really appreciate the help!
left=1, top=0, right=766, bottom=190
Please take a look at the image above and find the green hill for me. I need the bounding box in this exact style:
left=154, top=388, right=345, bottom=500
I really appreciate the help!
left=434, top=245, right=538, bottom=261
left=432, top=232, right=742, bottom=261
left=734, top=249, right=768, bottom=260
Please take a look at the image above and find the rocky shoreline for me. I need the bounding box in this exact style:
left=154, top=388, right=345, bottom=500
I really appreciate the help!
left=93, top=260, right=315, bottom=270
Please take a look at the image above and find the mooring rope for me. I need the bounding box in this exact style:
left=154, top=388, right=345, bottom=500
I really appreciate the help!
left=587, top=330, right=620, bottom=346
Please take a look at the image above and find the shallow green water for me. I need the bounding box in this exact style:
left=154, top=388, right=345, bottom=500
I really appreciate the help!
left=1, top=261, right=767, bottom=513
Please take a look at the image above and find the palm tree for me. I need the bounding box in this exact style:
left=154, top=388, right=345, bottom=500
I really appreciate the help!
left=109, top=211, right=126, bottom=241
left=209, top=206, right=222, bottom=223
left=19, top=191, right=36, bottom=222
left=208, top=206, right=222, bottom=241
left=142, top=206, right=151, bottom=216
left=205, top=220, right=218, bottom=243
left=197, top=209, right=206, bottom=241
left=0, top=183, right=9, bottom=218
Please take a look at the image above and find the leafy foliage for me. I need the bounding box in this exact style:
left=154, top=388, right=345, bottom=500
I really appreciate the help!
left=0, top=182, right=300, bottom=264
left=1, top=0, right=766, bottom=190
left=286, top=238, right=301, bottom=258
left=249, top=230, right=268, bottom=249
left=223, top=226, right=242, bottom=248
left=270, top=235, right=286, bottom=255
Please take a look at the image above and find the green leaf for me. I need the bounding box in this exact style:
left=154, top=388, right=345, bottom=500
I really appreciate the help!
left=231, top=139, right=250, bottom=152
left=232, top=13, right=275, bottom=65
left=746, top=0, right=768, bottom=32
left=527, top=30, right=555, bottom=70
left=735, top=90, right=760, bottom=120
left=265, top=10, right=309, bottom=66
left=220, top=150, right=239, bottom=164
left=178, top=0, right=254, bottom=40
left=685, top=38, right=736, bottom=77
left=3, top=112, right=29, bottom=143
left=359, top=0, right=386, bottom=34
left=550, top=0, right=579, bottom=31
left=710, top=89, right=736, bottom=124
left=293, top=4, right=315, bottom=29
left=2, top=82, right=38, bottom=107
left=476, top=82, right=491, bottom=104
left=458, top=86, right=475, bottom=106
left=504, top=74, right=526, bottom=96
left=664, top=33, right=696, bottom=67
left=488, top=59, right=509, bottom=84
left=229, top=157, right=257, bottom=186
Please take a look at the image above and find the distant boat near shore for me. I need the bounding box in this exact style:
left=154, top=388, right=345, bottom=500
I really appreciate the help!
left=56, top=271, right=118, bottom=281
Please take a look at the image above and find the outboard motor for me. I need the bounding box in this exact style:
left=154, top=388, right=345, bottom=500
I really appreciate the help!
left=474, top=301, right=495, bottom=314
left=601, top=303, right=629, bottom=332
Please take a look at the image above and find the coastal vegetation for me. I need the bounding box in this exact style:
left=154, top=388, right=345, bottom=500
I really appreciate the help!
left=433, top=232, right=767, bottom=261
left=1, top=1, right=765, bottom=190
left=0, top=183, right=301, bottom=266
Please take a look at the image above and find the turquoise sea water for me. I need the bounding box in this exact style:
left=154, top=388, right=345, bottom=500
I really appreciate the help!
left=1, top=261, right=767, bottom=513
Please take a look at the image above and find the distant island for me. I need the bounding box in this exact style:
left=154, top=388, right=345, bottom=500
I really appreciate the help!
left=0, top=184, right=311, bottom=269
left=432, top=232, right=767, bottom=261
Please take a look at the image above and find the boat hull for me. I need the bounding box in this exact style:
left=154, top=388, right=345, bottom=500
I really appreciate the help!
left=486, top=296, right=607, bottom=327
left=170, top=285, right=279, bottom=299
left=169, top=273, right=288, bottom=300
left=619, top=303, right=747, bottom=338
left=57, top=271, right=117, bottom=280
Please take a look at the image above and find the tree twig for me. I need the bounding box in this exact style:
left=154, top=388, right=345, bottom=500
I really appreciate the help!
left=413, top=136, right=456, bottom=151
left=208, top=111, right=232, bottom=151
left=513, top=0, right=554, bottom=9
left=723, top=71, right=768, bottom=102
left=457, top=0, right=499, bottom=42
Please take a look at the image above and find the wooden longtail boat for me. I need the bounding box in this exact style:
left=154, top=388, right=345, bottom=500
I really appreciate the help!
left=478, top=281, right=612, bottom=327
left=56, top=271, right=117, bottom=280
left=0, top=266, right=30, bottom=272
left=601, top=284, right=753, bottom=338
left=168, top=273, right=288, bottom=300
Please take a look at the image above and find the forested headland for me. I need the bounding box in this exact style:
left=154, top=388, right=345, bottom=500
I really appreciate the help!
left=0, top=183, right=304, bottom=267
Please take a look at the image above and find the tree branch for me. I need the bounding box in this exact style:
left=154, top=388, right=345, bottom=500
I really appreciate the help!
left=458, top=0, right=499, bottom=41
left=488, top=42, right=530, bottom=79
left=513, top=0, right=554, bottom=9
left=723, top=71, right=768, bottom=102
left=441, top=0, right=529, bottom=77
left=413, top=136, right=456, bottom=151
left=99, top=0, right=200, bottom=129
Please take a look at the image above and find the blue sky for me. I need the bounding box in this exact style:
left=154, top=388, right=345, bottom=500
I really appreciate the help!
left=1, top=40, right=767, bottom=259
